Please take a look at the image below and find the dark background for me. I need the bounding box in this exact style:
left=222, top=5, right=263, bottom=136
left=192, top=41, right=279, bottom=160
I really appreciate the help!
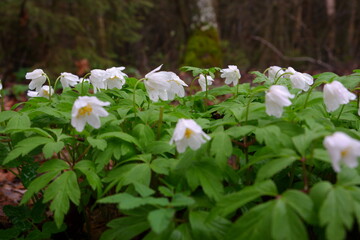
left=0, top=0, right=359, bottom=83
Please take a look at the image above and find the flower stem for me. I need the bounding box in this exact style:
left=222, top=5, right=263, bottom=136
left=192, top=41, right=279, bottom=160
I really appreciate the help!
left=157, top=106, right=164, bottom=140
left=301, top=157, right=309, bottom=192
left=133, top=78, right=145, bottom=118
left=53, top=76, right=61, bottom=92
left=245, top=95, right=253, bottom=124
left=44, top=74, right=52, bottom=101
left=336, top=105, right=345, bottom=121
left=81, top=72, right=91, bottom=96
left=273, top=72, right=291, bottom=85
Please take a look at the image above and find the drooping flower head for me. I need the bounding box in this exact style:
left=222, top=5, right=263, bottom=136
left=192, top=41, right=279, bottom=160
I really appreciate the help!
left=26, top=69, right=47, bottom=91
left=27, top=85, right=54, bottom=99
left=104, top=67, right=127, bottom=90
left=170, top=118, right=210, bottom=153
left=284, top=67, right=313, bottom=91
left=323, top=132, right=360, bottom=172
left=265, top=85, right=294, bottom=118
left=89, top=69, right=107, bottom=93
left=71, top=96, right=110, bottom=132
left=323, top=81, right=356, bottom=112
left=268, top=66, right=285, bottom=83
left=60, top=72, right=80, bottom=88
left=220, top=65, right=241, bottom=86
left=144, top=65, right=187, bottom=102
left=198, top=74, right=214, bottom=92
left=167, top=74, right=188, bottom=100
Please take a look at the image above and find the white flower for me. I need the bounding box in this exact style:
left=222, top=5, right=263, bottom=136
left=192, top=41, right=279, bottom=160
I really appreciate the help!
left=198, top=74, right=214, bottom=92
left=71, top=96, right=110, bottom=132
left=265, top=85, right=294, bottom=118
left=170, top=119, right=210, bottom=153
left=167, top=73, right=188, bottom=100
left=220, top=65, right=241, bottom=86
left=89, top=69, right=107, bottom=93
left=268, top=66, right=285, bottom=83
left=144, top=65, right=187, bottom=102
left=284, top=67, right=313, bottom=91
left=323, top=132, right=360, bottom=172
left=79, top=78, right=90, bottom=83
left=26, top=69, right=47, bottom=91
left=323, top=81, right=356, bottom=112
left=27, top=85, right=54, bottom=99
left=105, top=67, right=127, bottom=90
left=60, top=72, right=79, bottom=88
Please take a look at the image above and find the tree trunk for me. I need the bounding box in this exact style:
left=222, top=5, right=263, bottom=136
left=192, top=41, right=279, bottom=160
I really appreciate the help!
left=325, top=0, right=336, bottom=61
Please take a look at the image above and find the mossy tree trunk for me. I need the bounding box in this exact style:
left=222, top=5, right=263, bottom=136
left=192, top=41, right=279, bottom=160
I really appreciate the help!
left=183, top=0, right=223, bottom=68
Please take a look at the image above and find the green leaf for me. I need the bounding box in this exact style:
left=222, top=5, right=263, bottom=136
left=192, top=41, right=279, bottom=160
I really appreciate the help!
left=42, top=141, right=65, bottom=159
left=256, top=157, right=297, bottom=182
left=87, top=136, right=107, bottom=151
left=5, top=113, right=31, bottom=130
left=190, top=211, right=230, bottom=240
left=0, top=110, right=18, bottom=123
left=4, top=137, right=53, bottom=164
left=185, top=161, right=224, bottom=200
left=133, top=182, right=155, bottom=197
left=100, top=215, right=149, bottom=240
left=226, top=201, right=274, bottom=240
left=98, top=193, right=169, bottom=210
left=43, top=171, right=81, bottom=228
left=171, top=194, right=195, bottom=207
left=255, top=125, right=282, bottom=150
left=74, top=160, right=102, bottom=191
left=210, top=131, right=232, bottom=168
left=213, top=180, right=277, bottom=217
left=282, top=190, right=314, bottom=223
left=148, top=208, right=175, bottom=234
left=271, top=198, right=309, bottom=240
left=226, top=125, right=256, bottom=138
left=98, top=132, right=139, bottom=146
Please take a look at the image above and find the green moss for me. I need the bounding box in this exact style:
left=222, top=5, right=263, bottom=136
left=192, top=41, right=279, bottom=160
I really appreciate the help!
left=183, top=28, right=223, bottom=68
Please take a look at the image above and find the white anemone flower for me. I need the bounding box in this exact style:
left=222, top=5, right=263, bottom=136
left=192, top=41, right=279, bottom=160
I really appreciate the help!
left=268, top=66, right=285, bottom=83
left=167, top=73, right=188, bottom=100
left=170, top=118, right=210, bottom=153
left=284, top=67, right=313, bottom=91
left=89, top=69, right=107, bottom=93
left=323, top=132, right=360, bottom=172
left=105, top=67, right=127, bottom=90
left=198, top=74, right=214, bottom=92
left=323, top=81, right=356, bottom=112
left=0, top=80, right=2, bottom=97
left=26, top=69, right=47, bottom=91
left=27, top=85, right=54, bottom=99
left=265, top=85, right=294, bottom=118
left=220, top=65, right=241, bottom=86
left=71, top=96, right=110, bottom=132
left=60, top=72, right=79, bottom=88
left=144, top=65, right=172, bottom=102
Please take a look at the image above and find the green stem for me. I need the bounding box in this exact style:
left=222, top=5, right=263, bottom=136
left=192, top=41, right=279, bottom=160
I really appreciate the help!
left=336, top=105, right=345, bottom=121
left=273, top=72, right=291, bottom=85
left=304, top=80, right=328, bottom=109
left=301, top=157, right=309, bottom=192
left=53, top=76, right=61, bottom=92
left=204, top=75, right=208, bottom=99
left=81, top=72, right=91, bottom=96
left=157, top=106, right=164, bottom=140
left=245, top=95, right=254, bottom=124
left=133, top=78, right=145, bottom=118
left=44, top=74, right=52, bottom=101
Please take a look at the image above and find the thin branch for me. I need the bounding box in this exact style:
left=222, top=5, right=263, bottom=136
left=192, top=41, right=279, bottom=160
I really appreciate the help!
left=252, top=35, right=333, bottom=70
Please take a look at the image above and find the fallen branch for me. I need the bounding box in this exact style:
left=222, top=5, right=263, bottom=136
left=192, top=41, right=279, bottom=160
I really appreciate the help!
left=252, top=35, right=333, bottom=71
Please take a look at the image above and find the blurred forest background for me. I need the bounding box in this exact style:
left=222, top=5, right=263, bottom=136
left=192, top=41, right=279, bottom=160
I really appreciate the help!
left=0, top=0, right=359, bottom=84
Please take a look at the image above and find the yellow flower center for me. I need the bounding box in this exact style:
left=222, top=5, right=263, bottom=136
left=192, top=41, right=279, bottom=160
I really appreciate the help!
left=341, top=147, right=351, bottom=158
left=184, top=128, right=193, bottom=138
left=77, top=104, right=93, bottom=117
left=43, top=90, right=49, bottom=96
left=110, top=76, right=119, bottom=81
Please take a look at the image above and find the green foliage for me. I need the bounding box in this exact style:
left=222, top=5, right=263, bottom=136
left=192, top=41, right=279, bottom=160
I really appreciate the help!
left=1, top=66, right=360, bottom=239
